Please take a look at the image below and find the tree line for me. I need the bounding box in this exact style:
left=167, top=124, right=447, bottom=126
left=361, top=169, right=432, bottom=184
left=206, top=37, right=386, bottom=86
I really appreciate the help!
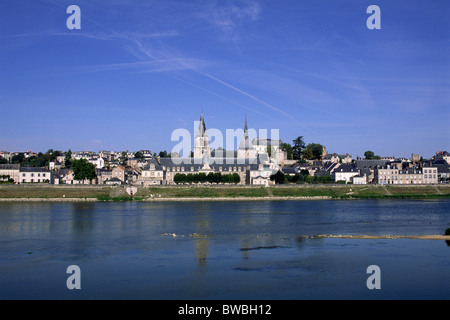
left=270, top=169, right=333, bottom=184
left=280, top=136, right=324, bottom=161
left=174, top=172, right=240, bottom=184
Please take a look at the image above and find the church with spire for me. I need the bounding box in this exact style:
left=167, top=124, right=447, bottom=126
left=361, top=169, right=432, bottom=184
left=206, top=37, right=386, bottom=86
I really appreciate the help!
left=194, top=109, right=211, bottom=159
left=194, top=111, right=259, bottom=162
left=139, top=110, right=282, bottom=186
left=237, top=115, right=257, bottom=159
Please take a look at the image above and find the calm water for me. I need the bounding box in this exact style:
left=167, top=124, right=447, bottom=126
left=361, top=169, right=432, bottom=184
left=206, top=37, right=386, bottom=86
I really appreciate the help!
left=0, top=199, right=449, bottom=300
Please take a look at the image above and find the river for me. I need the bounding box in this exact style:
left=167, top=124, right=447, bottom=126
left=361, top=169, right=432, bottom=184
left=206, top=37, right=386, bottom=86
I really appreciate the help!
left=0, top=199, right=449, bottom=299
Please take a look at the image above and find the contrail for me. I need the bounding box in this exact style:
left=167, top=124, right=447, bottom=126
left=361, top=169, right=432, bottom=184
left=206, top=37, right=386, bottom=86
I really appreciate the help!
left=191, top=69, right=297, bottom=121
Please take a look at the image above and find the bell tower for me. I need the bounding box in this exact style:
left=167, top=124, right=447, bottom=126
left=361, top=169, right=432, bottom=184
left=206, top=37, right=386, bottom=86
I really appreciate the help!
left=194, top=109, right=210, bottom=159
left=238, top=115, right=256, bottom=159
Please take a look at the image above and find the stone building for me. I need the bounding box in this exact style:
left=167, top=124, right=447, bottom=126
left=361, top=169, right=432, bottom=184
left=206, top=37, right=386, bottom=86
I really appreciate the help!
left=137, top=112, right=278, bottom=186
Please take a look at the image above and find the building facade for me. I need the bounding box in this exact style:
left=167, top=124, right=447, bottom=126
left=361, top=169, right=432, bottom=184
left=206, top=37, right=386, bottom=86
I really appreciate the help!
left=19, top=167, right=51, bottom=183
left=0, top=164, right=20, bottom=183
left=136, top=112, right=278, bottom=186
left=376, top=165, right=438, bottom=184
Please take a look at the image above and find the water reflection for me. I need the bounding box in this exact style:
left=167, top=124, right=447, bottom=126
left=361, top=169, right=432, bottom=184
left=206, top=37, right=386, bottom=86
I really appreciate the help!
left=71, top=203, right=96, bottom=234
left=193, top=238, right=209, bottom=267
left=1, top=200, right=450, bottom=299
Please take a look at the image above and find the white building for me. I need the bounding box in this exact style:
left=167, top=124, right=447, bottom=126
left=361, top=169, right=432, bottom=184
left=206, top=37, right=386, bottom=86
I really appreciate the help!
left=422, top=166, right=438, bottom=184
left=334, top=164, right=360, bottom=184
left=19, top=167, right=51, bottom=183
left=352, top=174, right=367, bottom=185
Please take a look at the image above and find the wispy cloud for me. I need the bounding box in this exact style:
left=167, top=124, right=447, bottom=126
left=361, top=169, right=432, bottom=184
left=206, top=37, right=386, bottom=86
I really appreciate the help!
left=165, top=72, right=274, bottom=120
left=198, top=0, right=261, bottom=41
left=4, top=1, right=295, bottom=124
left=115, top=27, right=298, bottom=122
left=192, top=69, right=296, bottom=121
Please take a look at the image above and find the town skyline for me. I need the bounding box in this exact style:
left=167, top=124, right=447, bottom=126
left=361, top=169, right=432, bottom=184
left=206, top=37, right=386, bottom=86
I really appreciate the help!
left=0, top=110, right=448, bottom=161
left=1, top=1, right=448, bottom=158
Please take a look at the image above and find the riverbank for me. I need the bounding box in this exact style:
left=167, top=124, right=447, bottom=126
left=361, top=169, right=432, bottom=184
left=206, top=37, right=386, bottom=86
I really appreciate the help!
left=305, top=234, right=450, bottom=240
left=0, top=184, right=449, bottom=201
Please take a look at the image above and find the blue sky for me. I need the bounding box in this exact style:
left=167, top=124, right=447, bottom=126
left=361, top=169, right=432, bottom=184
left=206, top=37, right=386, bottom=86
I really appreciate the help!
left=0, top=0, right=448, bottom=158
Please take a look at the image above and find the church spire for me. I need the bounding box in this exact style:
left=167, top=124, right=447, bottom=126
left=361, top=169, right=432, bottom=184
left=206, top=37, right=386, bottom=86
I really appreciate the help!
left=196, top=108, right=207, bottom=138
left=239, top=114, right=252, bottom=150
left=194, top=108, right=210, bottom=159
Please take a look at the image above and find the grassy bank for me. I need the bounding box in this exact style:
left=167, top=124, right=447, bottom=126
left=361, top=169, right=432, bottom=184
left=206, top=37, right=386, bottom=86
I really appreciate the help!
left=138, top=187, right=269, bottom=199
left=0, top=184, right=449, bottom=201
left=137, top=185, right=450, bottom=200
left=0, top=185, right=112, bottom=199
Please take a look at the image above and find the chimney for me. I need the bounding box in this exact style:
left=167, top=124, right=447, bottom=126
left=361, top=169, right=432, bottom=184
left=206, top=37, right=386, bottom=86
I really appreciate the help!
left=156, top=156, right=161, bottom=165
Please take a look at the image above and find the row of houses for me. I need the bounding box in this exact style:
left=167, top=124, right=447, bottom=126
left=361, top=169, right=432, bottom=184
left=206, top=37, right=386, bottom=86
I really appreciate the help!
left=2, top=109, right=449, bottom=186
left=0, top=112, right=281, bottom=186
left=2, top=154, right=449, bottom=186
left=282, top=157, right=450, bottom=185
left=0, top=165, right=55, bottom=184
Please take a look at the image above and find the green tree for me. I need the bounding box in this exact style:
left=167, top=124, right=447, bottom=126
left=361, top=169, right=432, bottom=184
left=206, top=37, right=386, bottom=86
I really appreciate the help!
left=71, top=159, right=97, bottom=181
left=197, top=172, right=207, bottom=183
left=11, top=153, right=25, bottom=164
left=64, top=149, right=72, bottom=168
left=364, top=150, right=381, bottom=160
left=159, top=150, right=169, bottom=158
left=134, top=151, right=144, bottom=159
left=23, top=154, right=46, bottom=167
left=266, top=145, right=272, bottom=158
left=174, top=173, right=184, bottom=184
left=303, top=143, right=324, bottom=160
left=0, top=157, right=7, bottom=164
left=280, top=143, right=293, bottom=160
left=299, top=169, right=309, bottom=176
left=270, top=170, right=286, bottom=184
left=292, top=136, right=306, bottom=160
left=364, top=150, right=375, bottom=160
